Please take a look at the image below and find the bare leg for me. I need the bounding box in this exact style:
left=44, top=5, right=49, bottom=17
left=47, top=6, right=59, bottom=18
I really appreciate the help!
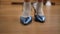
left=33, top=0, right=45, bottom=22
left=36, top=0, right=44, bottom=16
left=20, top=0, right=32, bottom=25
left=22, top=0, right=31, bottom=17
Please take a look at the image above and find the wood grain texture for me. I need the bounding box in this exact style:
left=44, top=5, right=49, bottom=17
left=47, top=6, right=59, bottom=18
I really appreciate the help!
left=0, top=2, right=60, bottom=34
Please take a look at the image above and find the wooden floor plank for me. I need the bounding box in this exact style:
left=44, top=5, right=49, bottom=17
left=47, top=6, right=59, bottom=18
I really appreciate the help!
left=0, top=4, right=60, bottom=34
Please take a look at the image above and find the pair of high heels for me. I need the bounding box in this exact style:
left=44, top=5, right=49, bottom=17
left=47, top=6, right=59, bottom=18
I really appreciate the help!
left=20, top=3, right=46, bottom=25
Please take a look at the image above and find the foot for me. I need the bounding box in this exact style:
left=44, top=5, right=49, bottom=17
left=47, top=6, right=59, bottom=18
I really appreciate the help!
left=33, top=2, right=46, bottom=23
left=20, top=16, right=32, bottom=25
left=35, top=15, right=45, bottom=23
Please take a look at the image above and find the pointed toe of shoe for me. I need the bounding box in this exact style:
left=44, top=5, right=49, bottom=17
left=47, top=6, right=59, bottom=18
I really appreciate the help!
left=20, top=16, right=32, bottom=25
left=35, top=15, right=46, bottom=23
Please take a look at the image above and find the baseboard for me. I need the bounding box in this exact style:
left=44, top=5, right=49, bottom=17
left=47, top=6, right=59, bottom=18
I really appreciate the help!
left=11, top=2, right=59, bottom=5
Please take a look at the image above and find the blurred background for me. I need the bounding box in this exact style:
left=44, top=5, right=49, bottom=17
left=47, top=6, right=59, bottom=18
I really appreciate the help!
left=0, top=0, right=60, bottom=34
left=0, top=0, right=60, bottom=5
